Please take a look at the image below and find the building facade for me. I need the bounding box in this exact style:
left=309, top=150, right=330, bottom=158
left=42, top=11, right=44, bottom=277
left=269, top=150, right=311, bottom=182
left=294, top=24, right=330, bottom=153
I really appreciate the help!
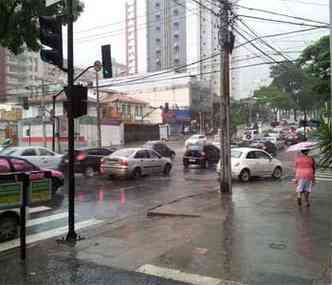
left=146, top=0, right=187, bottom=72
left=125, top=0, right=138, bottom=75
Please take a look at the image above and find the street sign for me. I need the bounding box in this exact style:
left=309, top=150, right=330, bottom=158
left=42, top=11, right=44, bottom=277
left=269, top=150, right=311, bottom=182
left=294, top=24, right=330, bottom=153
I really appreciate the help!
left=94, top=60, right=102, bottom=72
left=30, top=179, right=51, bottom=203
left=0, top=182, right=22, bottom=209
left=45, top=0, right=61, bottom=7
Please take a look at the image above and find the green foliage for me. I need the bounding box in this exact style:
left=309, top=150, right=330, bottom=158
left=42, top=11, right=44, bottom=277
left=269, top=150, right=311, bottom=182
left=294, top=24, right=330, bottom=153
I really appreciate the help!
left=254, top=85, right=293, bottom=110
left=319, top=118, right=332, bottom=168
left=0, top=0, right=84, bottom=55
left=270, top=62, right=317, bottom=111
left=299, top=35, right=330, bottom=102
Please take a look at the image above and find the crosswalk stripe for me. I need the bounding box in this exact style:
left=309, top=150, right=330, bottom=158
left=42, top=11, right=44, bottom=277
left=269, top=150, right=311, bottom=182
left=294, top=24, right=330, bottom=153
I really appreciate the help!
left=0, top=218, right=103, bottom=253
left=136, top=264, right=247, bottom=285
left=27, top=212, right=68, bottom=227
left=29, top=206, right=52, bottom=214
left=316, top=177, right=332, bottom=182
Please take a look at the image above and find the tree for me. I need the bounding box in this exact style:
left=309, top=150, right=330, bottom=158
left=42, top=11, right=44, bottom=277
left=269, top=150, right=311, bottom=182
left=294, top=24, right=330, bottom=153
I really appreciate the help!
left=319, top=118, right=332, bottom=168
left=299, top=35, right=330, bottom=105
left=254, top=84, right=293, bottom=112
left=270, top=62, right=316, bottom=120
left=0, top=0, right=84, bottom=55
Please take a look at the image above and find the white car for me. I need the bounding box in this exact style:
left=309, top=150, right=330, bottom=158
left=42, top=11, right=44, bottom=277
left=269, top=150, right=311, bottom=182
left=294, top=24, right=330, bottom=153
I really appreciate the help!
left=1, top=146, right=63, bottom=170
left=185, top=134, right=207, bottom=148
left=217, top=147, right=283, bottom=182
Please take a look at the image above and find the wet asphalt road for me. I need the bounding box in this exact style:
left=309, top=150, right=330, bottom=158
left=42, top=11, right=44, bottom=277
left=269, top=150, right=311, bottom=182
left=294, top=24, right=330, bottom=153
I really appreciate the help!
left=32, top=141, right=295, bottom=236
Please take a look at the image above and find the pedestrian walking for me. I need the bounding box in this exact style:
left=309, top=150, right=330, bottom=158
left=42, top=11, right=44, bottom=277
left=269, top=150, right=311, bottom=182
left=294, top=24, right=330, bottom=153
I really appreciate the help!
left=294, top=149, right=316, bottom=207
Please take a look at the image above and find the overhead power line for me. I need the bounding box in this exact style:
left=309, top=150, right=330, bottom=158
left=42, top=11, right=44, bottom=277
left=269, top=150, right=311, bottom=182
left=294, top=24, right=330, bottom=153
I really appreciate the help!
left=237, top=14, right=329, bottom=29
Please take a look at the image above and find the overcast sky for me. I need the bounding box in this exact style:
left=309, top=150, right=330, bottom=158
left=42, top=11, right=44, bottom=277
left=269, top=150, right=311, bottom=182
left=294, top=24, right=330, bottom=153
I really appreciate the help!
left=69, top=0, right=329, bottom=98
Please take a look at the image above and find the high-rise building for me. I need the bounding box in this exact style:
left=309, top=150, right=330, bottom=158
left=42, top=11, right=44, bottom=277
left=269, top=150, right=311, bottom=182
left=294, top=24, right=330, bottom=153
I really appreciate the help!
left=125, top=0, right=138, bottom=75
left=146, top=0, right=187, bottom=72
left=198, top=0, right=240, bottom=99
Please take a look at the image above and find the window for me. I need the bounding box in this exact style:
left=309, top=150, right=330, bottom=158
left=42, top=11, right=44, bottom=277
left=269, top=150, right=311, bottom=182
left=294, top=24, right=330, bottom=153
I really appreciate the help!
left=174, top=22, right=179, bottom=28
left=149, top=150, right=160, bottom=159
left=246, top=152, right=256, bottom=159
left=135, top=106, right=139, bottom=116
left=39, top=148, right=55, bottom=156
left=140, top=106, right=143, bottom=116
left=135, top=151, right=149, bottom=159
left=156, top=26, right=161, bottom=32
left=0, top=159, right=11, bottom=173
left=255, top=151, right=271, bottom=160
left=155, top=2, right=160, bottom=8
left=10, top=158, right=35, bottom=172
left=173, top=9, right=179, bottom=16
left=156, top=38, right=161, bottom=44
left=122, top=104, right=126, bottom=114
left=231, top=150, right=242, bottom=158
left=21, top=148, right=37, bottom=156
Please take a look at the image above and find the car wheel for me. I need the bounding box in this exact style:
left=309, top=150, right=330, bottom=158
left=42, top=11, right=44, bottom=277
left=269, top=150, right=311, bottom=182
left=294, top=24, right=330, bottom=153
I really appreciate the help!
left=163, top=164, right=172, bottom=175
left=272, top=167, right=283, bottom=179
left=171, top=152, right=176, bottom=160
left=132, top=168, right=141, bottom=179
left=183, top=161, right=189, bottom=168
left=0, top=216, right=18, bottom=242
left=239, top=169, right=250, bottom=182
left=84, top=167, right=95, bottom=178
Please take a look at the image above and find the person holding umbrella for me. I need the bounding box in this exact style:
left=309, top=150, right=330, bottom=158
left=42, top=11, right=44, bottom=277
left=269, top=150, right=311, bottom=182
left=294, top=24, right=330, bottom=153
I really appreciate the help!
left=287, top=142, right=317, bottom=207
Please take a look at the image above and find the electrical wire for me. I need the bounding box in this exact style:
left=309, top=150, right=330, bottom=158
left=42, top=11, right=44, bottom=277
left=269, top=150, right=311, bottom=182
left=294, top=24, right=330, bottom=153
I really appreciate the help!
left=237, top=14, right=329, bottom=29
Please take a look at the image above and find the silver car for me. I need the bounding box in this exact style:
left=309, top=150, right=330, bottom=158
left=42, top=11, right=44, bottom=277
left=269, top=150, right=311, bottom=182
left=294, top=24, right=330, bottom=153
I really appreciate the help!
left=100, top=148, right=172, bottom=178
left=0, top=146, right=63, bottom=170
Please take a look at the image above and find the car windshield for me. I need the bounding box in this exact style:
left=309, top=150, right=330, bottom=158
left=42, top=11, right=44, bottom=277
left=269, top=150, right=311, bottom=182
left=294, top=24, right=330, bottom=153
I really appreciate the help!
left=111, top=149, right=135, bottom=158
left=192, top=135, right=204, bottom=139
left=0, top=147, right=18, bottom=155
left=231, top=150, right=242, bottom=158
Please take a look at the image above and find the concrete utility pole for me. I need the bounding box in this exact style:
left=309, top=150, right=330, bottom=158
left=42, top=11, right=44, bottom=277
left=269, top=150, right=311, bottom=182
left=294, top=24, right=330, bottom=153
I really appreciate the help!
left=94, top=62, right=102, bottom=148
left=41, top=80, right=47, bottom=147
left=219, top=0, right=232, bottom=193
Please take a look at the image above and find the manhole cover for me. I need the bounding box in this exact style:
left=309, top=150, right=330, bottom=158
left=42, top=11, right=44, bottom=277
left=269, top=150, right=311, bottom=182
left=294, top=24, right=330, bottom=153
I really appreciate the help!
left=269, top=243, right=287, bottom=250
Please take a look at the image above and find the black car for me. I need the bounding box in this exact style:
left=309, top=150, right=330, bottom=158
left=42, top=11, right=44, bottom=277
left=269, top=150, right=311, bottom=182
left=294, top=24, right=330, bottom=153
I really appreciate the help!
left=59, top=147, right=117, bottom=177
left=183, top=144, right=220, bottom=168
left=0, top=155, right=64, bottom=195
left=143, top=141, right=176, bottom=159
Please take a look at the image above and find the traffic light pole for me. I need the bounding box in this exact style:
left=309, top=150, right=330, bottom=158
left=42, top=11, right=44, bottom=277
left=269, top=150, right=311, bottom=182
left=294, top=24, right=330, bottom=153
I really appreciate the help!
left=66, top=0, right=77, bottom=241
left=95, top=71, right=102, bottom=148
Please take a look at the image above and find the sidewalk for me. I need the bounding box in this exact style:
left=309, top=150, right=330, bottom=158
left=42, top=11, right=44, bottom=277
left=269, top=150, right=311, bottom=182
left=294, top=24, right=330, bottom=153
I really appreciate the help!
left=0, top=180, right=331, bottom=285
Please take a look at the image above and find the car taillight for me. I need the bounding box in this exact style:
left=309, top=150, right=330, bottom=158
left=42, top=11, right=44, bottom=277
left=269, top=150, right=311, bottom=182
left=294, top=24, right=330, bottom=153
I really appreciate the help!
left=202, top=152, right=206, bottom=157
left=76, top=152, right=87, bottom=161
left=120, top=160, right=128, bottom=166
left=100, top=158, right=105, bottom=164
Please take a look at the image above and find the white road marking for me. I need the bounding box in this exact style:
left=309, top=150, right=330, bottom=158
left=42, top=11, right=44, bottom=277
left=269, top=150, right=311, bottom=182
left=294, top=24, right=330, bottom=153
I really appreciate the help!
left=27, top=212, right=68, bottom=227
left=136, top=264, right=247, bottom=285
left=29, top=206, right=52, bottom=214
left=0, top=219, right=103, bottom=253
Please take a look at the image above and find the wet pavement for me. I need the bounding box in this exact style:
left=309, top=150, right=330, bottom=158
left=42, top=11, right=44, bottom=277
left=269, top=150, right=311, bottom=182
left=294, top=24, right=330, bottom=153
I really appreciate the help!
left=0, top=140, right=331, bottom=284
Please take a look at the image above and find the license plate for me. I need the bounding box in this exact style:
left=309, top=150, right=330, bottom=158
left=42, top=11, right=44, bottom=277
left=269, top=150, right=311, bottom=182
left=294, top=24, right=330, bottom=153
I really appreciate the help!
left=65, top=159, right=69, bottom=163
left=189, top=159, right=196, bottom=163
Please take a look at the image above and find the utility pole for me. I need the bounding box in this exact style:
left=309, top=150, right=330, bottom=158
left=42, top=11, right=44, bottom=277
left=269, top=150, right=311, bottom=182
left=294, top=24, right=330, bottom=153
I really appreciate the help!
left=219, top=0, right=232, bottom=193
left=94, top=61, right=102, bottom=148
left=41, top=80, right=47, bottom=147
left=66, top=0, right=77, bottom=241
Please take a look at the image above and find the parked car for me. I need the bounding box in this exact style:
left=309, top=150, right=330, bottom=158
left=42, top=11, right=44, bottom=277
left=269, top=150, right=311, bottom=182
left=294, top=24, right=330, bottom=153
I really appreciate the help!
left=216, top=147, right=283, bottom=182
left=183, top=144, right=220, bottom=168
left=143, top=141, right=176, bottom=159
left=59, top=147, right=117, bottom=177
left=243, top=129, right=259, bottom=141
left=284, top=132, right=306, bottom=146
left=250, top=139, right=277, bottom=157
left=185, top=134, right=207, bottom=148
left=1, top=146, right=63, bottom=170
left=100, top=148, right=172, bottom=179
left=0, top=155, right=64, bottom=195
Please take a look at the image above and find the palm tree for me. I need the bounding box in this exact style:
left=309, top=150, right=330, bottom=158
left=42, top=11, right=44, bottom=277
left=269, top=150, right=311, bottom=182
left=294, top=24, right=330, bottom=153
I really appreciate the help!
left=319, top=118, right=332, bottom=168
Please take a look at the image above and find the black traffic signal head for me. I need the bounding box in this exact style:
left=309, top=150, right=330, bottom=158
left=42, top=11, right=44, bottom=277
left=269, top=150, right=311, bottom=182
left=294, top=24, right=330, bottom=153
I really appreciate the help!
left=101, top=45, right=113, bottom=79
left=39, top=16, right=63, bottom=69
left=22, top=97, right=29, bottom=110
left=64, top=85, right=88, bottom=118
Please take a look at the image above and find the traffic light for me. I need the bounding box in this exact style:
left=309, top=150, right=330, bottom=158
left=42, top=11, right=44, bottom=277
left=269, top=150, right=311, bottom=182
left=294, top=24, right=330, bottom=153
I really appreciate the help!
left=64, top=85, right=88, bottom=118
left=22, top=97, right=29, bottom=110
left=39, top=16, right=63, bottom=69
left=101, top=45, right=113, bottom=78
